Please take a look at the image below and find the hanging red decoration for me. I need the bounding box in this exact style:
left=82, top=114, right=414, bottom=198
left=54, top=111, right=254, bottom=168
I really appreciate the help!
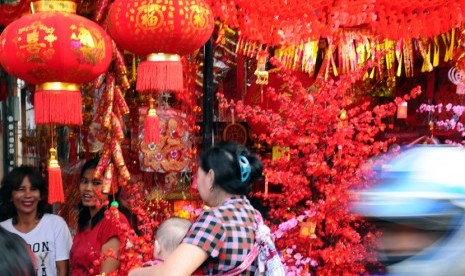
left=47, top=147, right=64, bottom=204
left=0, top=0, right=113, bottom=125
left=107, top=0, right=215, bottom=92
left=211, top=0, right=375, bottom=45
left=372, top=0, right=465, bottom=39
left=144, top=97, right=161, bottom=144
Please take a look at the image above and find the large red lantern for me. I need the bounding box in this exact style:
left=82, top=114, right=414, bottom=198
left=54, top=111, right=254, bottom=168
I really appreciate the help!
left=0, top=0, right=113, bottom=125
left=107, top=0, right=214, bottom=144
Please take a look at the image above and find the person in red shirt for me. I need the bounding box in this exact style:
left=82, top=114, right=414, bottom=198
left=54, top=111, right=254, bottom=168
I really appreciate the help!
left=70, top=158, right=129, bottom=276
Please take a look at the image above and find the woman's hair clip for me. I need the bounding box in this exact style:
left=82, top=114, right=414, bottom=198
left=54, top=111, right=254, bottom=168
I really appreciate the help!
left=239, top=155, right=251, bottom=183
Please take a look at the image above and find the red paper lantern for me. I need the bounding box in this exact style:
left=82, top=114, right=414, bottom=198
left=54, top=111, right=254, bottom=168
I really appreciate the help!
left=0, top=0, right=113, bottom=125
left=107, top=0, right=215, bottom=92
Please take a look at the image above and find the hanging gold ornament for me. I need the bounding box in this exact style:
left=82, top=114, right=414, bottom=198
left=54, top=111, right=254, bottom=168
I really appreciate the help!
left=255, top=50, right=269, bottom=85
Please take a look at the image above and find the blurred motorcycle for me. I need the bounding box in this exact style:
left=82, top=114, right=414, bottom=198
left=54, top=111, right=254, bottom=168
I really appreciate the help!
left=351, top=145, right=465, bottom=276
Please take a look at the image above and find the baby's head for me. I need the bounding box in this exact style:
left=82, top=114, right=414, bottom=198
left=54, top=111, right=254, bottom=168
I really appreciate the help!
left=154, top=217, right=192, bottom=260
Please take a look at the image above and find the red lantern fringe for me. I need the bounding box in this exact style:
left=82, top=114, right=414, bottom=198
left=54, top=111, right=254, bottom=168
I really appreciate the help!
left=136, top=59, right=183, bottom=92
left=47, top=148, right=64, bottom=204
left=34, top=89, right=82, bottom=125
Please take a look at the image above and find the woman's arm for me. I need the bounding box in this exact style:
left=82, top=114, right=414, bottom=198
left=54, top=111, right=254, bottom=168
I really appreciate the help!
left=56, top=260, right=68, bottom=276
left=129, top=243, right=208, bottom=276
left=100, top=237, right=121, bottom=274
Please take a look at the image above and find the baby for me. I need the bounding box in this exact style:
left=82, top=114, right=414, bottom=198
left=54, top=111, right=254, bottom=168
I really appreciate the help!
left=144, top=217, right=192, bottom=266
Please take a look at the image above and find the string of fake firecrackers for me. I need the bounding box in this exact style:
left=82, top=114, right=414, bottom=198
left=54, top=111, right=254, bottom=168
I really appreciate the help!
left=91, top=0, right=132, bottom=192
left=93, top=71, right=131, bottom=194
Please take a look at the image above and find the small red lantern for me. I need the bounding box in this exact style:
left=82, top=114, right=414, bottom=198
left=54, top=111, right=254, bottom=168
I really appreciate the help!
left=107, top=0, right=214, bottom=92
left=0, top=0, right=113, bottom=126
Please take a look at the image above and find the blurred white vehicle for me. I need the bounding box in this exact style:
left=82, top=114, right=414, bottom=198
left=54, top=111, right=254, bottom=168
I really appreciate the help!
left=351, top=145, right=465, bottom=276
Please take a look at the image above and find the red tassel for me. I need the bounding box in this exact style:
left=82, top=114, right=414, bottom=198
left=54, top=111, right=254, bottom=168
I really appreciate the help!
left=144, top=109, right=161, bottom=144
left=47, top=148, right=64, bottom=204
left=144, top=96, right=161, bottom=144
left=136, top=54, right=184, bottom=92
left=34, top=83, right=82, bottom=125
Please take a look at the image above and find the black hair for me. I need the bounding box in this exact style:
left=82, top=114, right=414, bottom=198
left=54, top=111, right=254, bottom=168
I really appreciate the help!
left=0, top=165, right=50, bottom=223
left=200, top=141, right=263, bottom=195
left=0, top=225, right=37, bottom=275
left=77, top=157, right=119, bottom=231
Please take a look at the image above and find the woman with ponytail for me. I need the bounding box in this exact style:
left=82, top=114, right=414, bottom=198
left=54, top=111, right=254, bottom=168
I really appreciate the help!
left=130, top=141, right=279, bottom=276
